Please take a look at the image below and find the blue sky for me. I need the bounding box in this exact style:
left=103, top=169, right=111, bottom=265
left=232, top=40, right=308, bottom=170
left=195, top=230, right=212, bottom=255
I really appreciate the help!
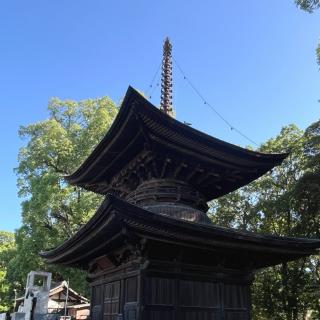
left=1, top=0, right=319, bottom=231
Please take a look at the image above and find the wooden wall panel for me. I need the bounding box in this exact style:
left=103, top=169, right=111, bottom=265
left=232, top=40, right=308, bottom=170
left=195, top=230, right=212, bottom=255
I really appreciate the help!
left=93, top=284, right=104, bottom=306
left=143, top=310, right=174, bottom=320
left=181, top=310, right=221, bottom=320
left=103, top=281, right=120, bottom=320
left=180, top=280, right=220, bottom=307
left=145, top=277, right=175, bottom=306
left=125, top=277, right=138, bottom=303
left=91, top=285, right=104, bottom=320
left=90, top=269, right=251, bottom=319
left=225, top=311, right=249, bottom=320
left=124, top=302, right=138, bottom=320
left=224, top=284, right=249, bottom=309
left=142, top=276, right=251, bottom=320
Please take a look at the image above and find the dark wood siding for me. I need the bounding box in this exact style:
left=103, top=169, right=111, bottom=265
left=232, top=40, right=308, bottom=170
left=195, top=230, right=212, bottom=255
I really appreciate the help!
left=143, top=277, right=175, bottom=320
left=180, top=280, right=220, bottom=307
left=91, top=273, right=139, bottom=320
left=91, top=285, right=104, bottom=320
left=224, top=283, right=250, bottom=320
left=225, top=312, right=249, bottom=320
left=92, top=284, right=104, bottom=306
left=143, top=310, right=175, bottom=320
left=145, top=277, right=176, bottom=305
left=224, top=283, right=249, bottom=309
left=125, top=277, right=138, bottom=303
left=180, top=280, right=221, bottom=319
left=103, top=281, right=120, bottom=320
left=142, top=276, right=250, bottom=320
left=181, top=310, right=222, bottom=320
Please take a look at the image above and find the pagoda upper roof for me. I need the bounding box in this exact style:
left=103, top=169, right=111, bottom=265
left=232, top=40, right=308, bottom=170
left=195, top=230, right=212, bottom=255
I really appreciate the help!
left=66, top=86, right=287, bottom=200
left=40, top=194, right=320, bottom=270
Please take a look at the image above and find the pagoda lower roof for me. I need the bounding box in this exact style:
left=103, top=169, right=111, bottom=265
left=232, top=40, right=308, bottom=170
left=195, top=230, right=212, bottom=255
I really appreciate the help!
left=40, top=194, right=320, bottom=270
left=65, top=86, right=287, bottom=200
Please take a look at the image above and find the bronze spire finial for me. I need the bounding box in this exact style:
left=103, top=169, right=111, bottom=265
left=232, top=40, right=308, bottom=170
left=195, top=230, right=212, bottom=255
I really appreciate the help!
left=160, top=37, right=174, bottom=117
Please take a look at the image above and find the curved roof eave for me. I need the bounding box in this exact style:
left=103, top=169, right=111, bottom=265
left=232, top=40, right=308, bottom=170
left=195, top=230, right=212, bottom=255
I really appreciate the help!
left=40, top=194, right=320, bottom=268
left=65, top=86, right=288, bottom=188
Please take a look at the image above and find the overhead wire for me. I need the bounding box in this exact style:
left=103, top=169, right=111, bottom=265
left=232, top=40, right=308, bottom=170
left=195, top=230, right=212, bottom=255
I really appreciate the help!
left=145, top=61, right=162, bottom=96
left=149, top=77, right=160, bottom=100
left=172, top=56, right=259, bottom=147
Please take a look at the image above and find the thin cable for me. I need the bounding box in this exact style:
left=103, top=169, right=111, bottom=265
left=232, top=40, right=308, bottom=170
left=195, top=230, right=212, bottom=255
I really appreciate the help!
left=148, top=72, right=161, bottom=100
left=149, top=78, right=160, bottom=100
left=173, top=56, right=259, bottom=147
left=145, top=61, right=162, bottom=96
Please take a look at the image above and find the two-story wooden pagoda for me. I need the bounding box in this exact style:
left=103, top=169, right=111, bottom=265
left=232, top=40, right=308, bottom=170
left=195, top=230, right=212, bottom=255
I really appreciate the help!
left=41, top=39, right=320, bottom=320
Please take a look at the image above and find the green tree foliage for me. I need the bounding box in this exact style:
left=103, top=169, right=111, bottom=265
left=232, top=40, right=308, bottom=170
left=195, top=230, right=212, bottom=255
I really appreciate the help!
left=0, top=231, right=16, bottom=312
left=210, top=121, right=320, bottom=320
left=295, top=0, right=320, bottom=64
left=295, top=0, right=320, bottom=12
left=5, top=97, right=118, bottom=304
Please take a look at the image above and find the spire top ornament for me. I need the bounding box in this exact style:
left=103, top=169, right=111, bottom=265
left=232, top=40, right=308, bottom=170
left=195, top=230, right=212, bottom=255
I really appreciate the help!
left=160, top=37, right=174, bottom=117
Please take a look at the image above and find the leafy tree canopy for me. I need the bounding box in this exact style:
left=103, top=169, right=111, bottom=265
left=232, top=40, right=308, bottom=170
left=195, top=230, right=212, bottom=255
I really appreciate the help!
left=0, top=231, right=16, bottom=312
left=295, top=0, right=320, bottom=12
left=5, top=96, right=118, bottom=306
left=295, top=0, right=320, bottom=64
left=211, top=120, right=320, bottom=320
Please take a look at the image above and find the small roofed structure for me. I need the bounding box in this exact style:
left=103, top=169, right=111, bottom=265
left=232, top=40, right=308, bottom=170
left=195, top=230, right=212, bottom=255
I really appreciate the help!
left=15, top=280, right=89, bottom=320
left=41, top=38, right=320, bottom=320
left=47, top=281, right=88, bottom=314
left=67, top=304, right=90, bottom=320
